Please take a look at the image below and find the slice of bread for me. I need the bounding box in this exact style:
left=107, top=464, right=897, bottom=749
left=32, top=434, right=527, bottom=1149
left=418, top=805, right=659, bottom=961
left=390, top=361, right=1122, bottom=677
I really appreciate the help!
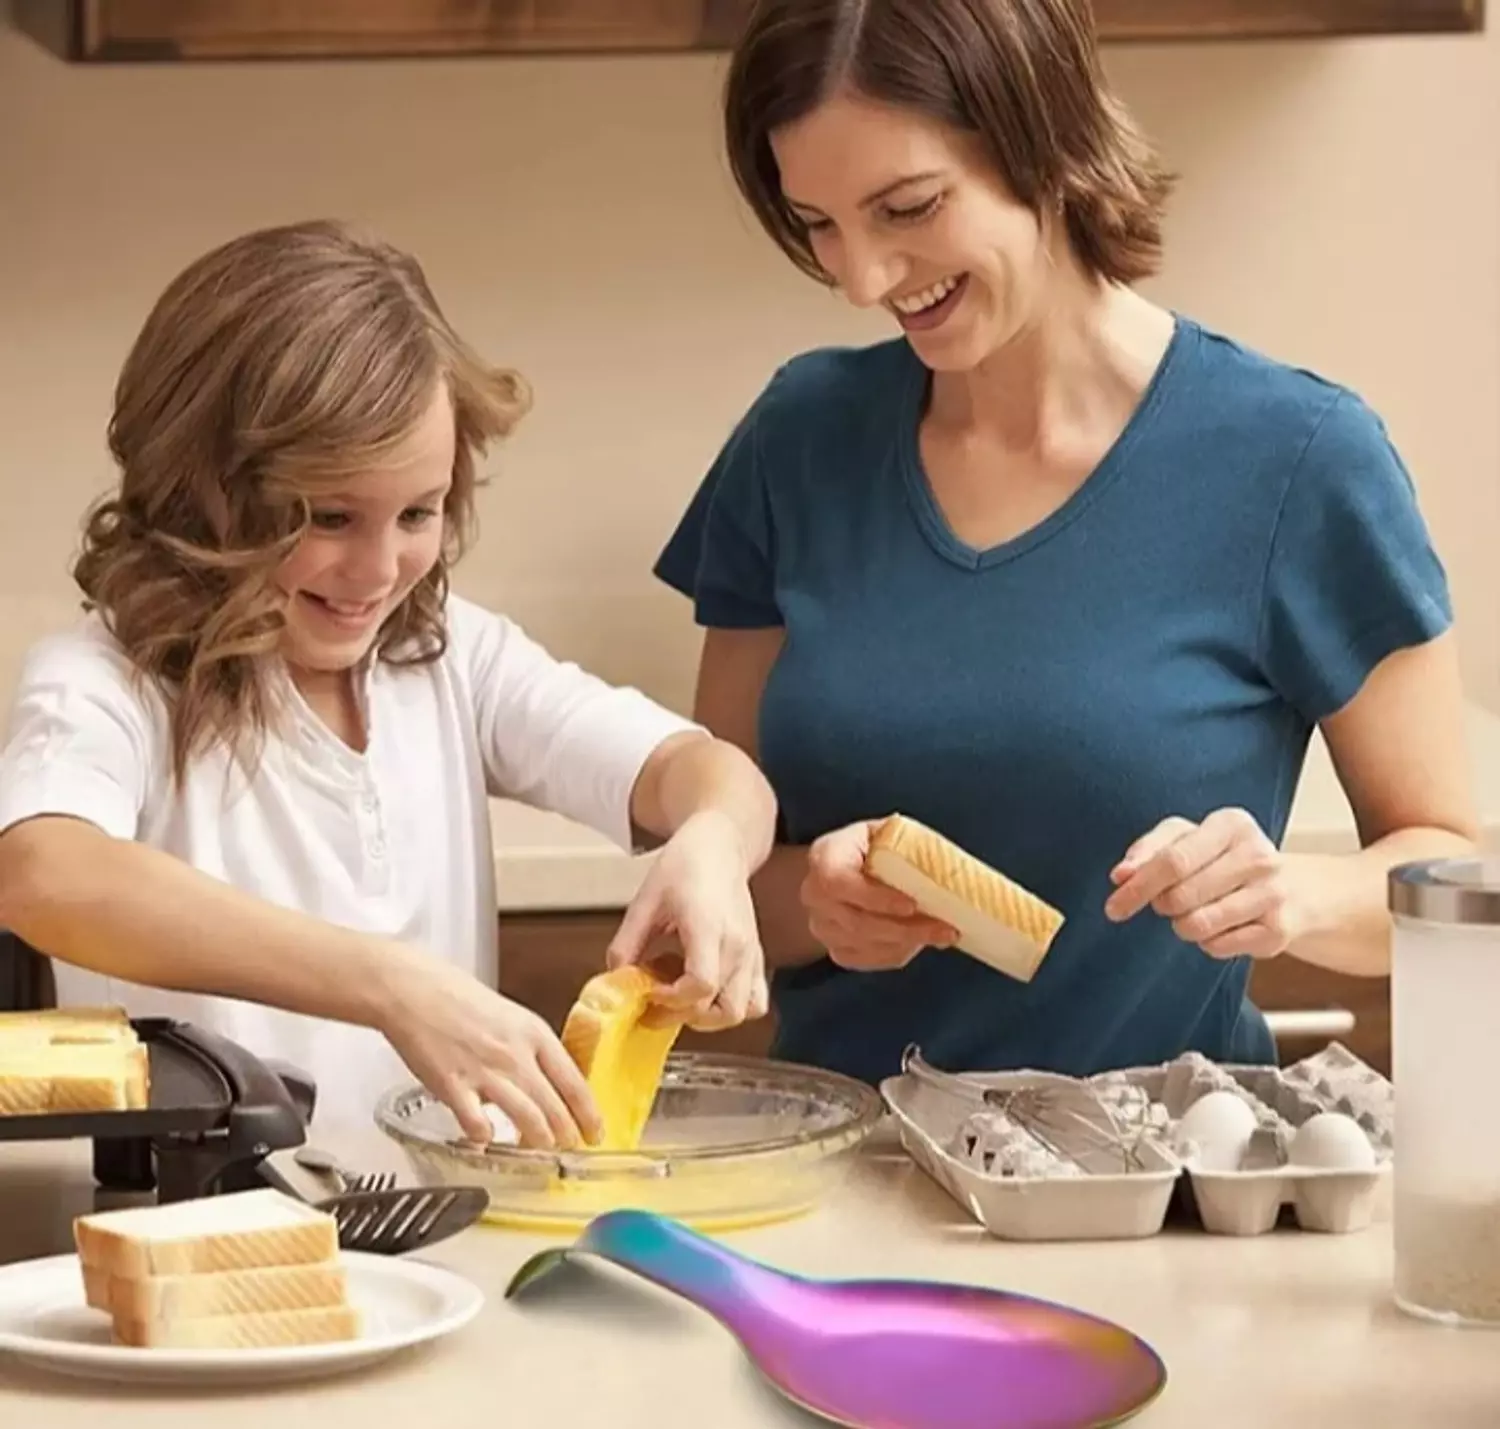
left=0, top=1005, right=136, bottom=1044
left=0, top=1005, right=148, bottom=1114
left=113, top=1305, right=362, bottom=1350
left=864, top=814, right=1065, bottom=983
left=561, top=965, right=682, bottom=1152
left=83, top=1260, right=349, bottom=1319
left=74, top=1188, right=340, bottom=1279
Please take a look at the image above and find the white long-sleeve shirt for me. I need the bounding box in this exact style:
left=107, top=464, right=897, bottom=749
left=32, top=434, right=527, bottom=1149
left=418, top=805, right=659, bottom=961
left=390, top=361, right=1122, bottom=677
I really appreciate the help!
left=0, top=593, right=699, bottom=1126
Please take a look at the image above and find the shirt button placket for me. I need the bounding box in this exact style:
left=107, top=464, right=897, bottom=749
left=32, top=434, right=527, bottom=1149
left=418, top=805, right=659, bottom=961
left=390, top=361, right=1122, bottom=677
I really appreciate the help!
left=358, top=781, right=390, bottom=894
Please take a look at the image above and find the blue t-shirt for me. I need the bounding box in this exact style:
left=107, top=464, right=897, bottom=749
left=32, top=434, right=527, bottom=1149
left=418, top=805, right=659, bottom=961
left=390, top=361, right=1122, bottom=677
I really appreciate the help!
left=653, top=316, right=1451, bottom=1085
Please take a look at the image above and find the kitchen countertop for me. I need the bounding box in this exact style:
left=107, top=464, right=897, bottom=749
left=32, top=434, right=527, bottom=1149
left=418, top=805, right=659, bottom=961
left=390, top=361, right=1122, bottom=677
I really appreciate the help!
left=491, top=701, right=1500, bottom=913
left=0, top=1129, right=1497, bottom=1426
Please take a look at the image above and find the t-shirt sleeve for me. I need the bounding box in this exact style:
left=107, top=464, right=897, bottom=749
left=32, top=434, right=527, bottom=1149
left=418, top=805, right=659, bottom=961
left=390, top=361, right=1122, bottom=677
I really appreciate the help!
left=0, top=630, right=155, bottom=842
left=1259, top=389, right=1453, bottom=722
left=653, top=373, right=782, bottom=630
left=453, top=598, right=704, bottom=852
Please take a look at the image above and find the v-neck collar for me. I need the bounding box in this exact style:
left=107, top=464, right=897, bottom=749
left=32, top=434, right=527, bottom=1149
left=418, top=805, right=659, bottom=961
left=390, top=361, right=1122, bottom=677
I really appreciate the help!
left=896, top=315, right=1196, bottom=572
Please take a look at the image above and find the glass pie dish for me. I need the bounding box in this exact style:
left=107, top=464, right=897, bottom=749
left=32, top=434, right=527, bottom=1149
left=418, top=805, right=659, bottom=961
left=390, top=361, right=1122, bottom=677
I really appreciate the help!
left=373, top=1051, right=885, bottom=1234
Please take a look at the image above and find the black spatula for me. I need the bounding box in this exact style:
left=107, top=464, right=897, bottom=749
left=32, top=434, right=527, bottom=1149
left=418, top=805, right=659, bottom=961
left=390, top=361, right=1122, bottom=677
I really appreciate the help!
left=317, top=1184, right=490, bottom=1254
left=256, top=1155, right=489, bottom=1254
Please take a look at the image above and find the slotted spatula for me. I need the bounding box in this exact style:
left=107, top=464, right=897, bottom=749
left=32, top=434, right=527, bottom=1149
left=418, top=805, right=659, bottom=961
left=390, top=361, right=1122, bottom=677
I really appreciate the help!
left=257, top=1155, right=488, bottom=1254
left=318, top=1184, right=489, bottom=1255
left=506, top=1208, right=1166, bottom=1429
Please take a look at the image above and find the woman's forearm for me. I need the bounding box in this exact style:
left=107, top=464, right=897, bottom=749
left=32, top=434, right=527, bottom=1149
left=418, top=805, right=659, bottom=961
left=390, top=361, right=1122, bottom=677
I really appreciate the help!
left=1286, top=826, right=1478, bottom=977
left=0, top=815, right=415, bottom=1026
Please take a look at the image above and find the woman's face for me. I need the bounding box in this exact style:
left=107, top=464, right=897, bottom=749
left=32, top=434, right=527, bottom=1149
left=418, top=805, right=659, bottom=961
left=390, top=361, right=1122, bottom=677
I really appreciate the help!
left=274, top=382, right=454, bottom=675
left=770, top=91, right=1059, bottom=371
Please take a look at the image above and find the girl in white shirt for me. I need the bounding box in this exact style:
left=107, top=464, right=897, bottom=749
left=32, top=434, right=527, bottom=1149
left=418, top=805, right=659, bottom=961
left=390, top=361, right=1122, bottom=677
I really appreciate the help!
left=0, top=219, right=777, bottom=1148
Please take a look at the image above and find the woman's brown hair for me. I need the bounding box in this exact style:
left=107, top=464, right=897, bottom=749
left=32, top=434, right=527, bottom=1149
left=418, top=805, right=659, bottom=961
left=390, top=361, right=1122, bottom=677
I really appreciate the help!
left=724, top=0, right=1174, bottom=287
left=74, top=218, right=530, bottom=783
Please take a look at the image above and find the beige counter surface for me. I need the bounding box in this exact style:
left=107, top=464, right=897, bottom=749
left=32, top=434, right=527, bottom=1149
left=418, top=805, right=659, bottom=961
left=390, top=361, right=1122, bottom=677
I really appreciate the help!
left=0, top=1129, right=1497, bottom=1428
left=491, top=701, right=1500, bottom=913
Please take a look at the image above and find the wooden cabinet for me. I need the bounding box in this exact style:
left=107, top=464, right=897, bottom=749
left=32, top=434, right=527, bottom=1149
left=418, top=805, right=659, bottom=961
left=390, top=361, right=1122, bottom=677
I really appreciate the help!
left=12, top=0, right=1484, bottom=62
left=1249, top=958, right=1391, bottom=1076
left=1092, top=0, right=1481, bottom=38
left=497, top=910, right=1392, bottom=1075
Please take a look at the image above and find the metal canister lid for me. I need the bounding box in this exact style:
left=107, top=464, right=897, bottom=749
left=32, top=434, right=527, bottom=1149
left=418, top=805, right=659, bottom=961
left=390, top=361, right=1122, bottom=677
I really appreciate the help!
left=1389, top=858, right=1500, bottom=926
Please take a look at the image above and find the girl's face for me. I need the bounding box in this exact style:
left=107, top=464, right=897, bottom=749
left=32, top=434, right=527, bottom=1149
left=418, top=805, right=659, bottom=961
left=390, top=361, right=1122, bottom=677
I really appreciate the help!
left=275, top=383, right=454, bottom=675
left=770, top=90, right=1060, bottom=372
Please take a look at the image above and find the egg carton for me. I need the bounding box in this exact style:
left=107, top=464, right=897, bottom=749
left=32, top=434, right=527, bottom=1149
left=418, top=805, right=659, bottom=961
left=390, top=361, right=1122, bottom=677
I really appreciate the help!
left=879, top=1042, right=1392, bottom=1242
left=880, top=1057, right=1182, bottom=1242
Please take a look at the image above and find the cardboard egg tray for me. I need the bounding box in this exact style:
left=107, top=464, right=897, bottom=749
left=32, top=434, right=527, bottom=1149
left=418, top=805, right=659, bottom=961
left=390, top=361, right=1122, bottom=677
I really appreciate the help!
left=879, top=1042, right=1393, bottom=1241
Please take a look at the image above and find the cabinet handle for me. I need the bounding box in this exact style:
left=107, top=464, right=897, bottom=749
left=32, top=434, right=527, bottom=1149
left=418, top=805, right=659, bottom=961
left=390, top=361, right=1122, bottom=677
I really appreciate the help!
left=1264, top=1008, right=1356, bottom=1040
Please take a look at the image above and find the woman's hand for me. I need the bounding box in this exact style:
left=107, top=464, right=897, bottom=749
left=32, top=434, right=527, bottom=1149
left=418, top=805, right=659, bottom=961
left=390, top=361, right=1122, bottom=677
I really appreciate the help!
left=374, top=952, right=602, bottom=1151
left=1105, top=808, right=1308, bottom=959
left=606, top=810, right=769, bottom=1031
left=802, top=820, right=957, bottom=971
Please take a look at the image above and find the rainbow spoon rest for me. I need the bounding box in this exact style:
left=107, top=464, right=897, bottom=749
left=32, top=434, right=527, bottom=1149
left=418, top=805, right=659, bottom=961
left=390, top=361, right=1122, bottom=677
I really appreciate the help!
left=505, top=1209, right=1165, bottom=1428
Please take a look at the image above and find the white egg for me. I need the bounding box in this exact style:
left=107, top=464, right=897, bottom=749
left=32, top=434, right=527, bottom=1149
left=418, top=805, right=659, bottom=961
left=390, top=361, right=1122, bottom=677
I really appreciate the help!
left=1290, top=1112, right=1377, bottom=1171
left=1173, top=1090, right=1258, bottom=1171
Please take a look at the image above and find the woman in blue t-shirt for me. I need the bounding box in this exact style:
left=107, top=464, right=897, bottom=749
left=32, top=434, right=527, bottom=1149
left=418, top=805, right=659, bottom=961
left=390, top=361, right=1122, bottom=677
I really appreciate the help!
left=653, top=0, right=1480, bottom=1086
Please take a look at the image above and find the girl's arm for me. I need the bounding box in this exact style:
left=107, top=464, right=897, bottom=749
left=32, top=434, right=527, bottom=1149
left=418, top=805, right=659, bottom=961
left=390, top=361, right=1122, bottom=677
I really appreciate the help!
left=0, top=815, right=602, bottom=1148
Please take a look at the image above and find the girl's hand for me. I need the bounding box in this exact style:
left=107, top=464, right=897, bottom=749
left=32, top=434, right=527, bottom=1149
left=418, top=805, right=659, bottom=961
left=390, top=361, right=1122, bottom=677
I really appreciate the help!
left=376, top=953, right=602, bottom=1150
left=606, top=810, right=769, bottom=1031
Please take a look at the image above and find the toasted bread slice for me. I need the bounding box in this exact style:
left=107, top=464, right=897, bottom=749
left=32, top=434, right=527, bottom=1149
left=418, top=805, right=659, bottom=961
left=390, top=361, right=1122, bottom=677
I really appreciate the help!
left=561, top=965, right=682, bottom=1152
left=0, top=1005, right=136, bottom=1043
left=112, top=1304, right=361, bottom=1349
left=73, top=1188, right=340, bottom=1279
left=83, top=1260, right=349, bottom=1319
left=0, top=1041, right=149, bottom=1113
left=0, top=1071, right=56, bottom=1116
left=864, top=814, right=1064, bottom=983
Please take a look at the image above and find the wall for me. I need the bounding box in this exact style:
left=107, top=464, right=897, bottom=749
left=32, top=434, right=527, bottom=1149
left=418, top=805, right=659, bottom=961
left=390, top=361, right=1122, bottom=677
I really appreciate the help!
left=1, top=5, right=1496, bottom=729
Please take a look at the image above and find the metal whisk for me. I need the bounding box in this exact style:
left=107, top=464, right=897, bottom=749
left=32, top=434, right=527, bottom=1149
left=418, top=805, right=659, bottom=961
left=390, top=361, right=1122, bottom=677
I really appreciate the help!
left=977, top=1084, right=1154, bottom=1173
left=900, top=1045, right=1156, bottom=1174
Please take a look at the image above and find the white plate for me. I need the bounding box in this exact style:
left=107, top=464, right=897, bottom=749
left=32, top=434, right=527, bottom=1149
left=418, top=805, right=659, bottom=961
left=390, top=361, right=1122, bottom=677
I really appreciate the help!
left=0, top=1251, right=484, bottom=1386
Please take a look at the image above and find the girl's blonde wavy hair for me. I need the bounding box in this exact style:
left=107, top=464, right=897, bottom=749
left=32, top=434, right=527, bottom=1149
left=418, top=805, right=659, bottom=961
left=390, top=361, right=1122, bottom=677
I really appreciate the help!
left=73, top=218, right=531, bottom=784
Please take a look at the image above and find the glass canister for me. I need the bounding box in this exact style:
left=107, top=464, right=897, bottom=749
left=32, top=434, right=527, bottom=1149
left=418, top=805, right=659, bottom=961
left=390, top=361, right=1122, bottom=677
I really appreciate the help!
left=1390, top=858, right=1500, bottom=1326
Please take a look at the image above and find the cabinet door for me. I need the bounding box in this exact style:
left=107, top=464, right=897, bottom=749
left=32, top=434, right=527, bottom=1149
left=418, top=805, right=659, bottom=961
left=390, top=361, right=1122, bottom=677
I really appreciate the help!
left=15, top=0, right=734, bottom=60
left=1250, top=959, right=1390, bottom=1076
left=13, top=0, right=1482, bottom=61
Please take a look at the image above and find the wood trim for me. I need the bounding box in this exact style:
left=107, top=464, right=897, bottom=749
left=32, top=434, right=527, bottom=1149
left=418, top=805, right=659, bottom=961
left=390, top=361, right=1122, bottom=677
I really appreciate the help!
left=12, top=0, right=1484, bottom=63
left=1099, top=0, right=1482, bottom=39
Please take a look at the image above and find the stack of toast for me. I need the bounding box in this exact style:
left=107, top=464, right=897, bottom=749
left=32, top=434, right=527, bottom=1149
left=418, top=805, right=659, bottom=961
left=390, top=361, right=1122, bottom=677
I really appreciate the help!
left=0, top=1005, right=149, bottom=1114
left=74, top=1187, right=360, bottom=1349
